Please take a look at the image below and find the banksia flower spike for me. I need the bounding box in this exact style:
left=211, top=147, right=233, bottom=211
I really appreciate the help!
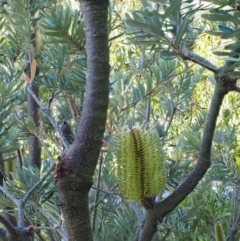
left=115, top=126, right=165, bottom=204
left=215, top=223, right=225, bottom=241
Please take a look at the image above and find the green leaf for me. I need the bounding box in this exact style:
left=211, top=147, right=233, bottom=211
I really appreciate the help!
left=150, top=65, right=160, bottom=82
left=161, top=50, right=178, bottom=59
left=213, top=51, right=232, bottom=56
left=224, top=42, right=240, bottom=50
left=125, top=20, right=151, bottom=30
left=205, top=30, right=227, bottom=37
left=218, top=25, right=233, bottom=34
left=162, top=0, right=182, bottom=21
left=229, top=71, right=240, bottom=77
left=201, top=13, right=239, bottom=23
left=0, top=155, right=17, bottom=163
left=174, top=18, right=191, bottom=47
left=144, top=72, right=153, bottom=93
left=149, top=16, right=164, bottom=36
left=131, top=40, right=159, bottom=45
left=222, top=28, right=240, bottom=38
left=219, top=57, right=240, bottom=62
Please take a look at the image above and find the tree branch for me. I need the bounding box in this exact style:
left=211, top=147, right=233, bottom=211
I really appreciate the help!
left=182, top=47, right=219, bottom=73
left=22, top=163, right=55, bottom=205
left=0, top=163, right=55, bottom=228
left=0, top=214, right=16, bottom=235
left=37, top=208, right=67, bottom=241
left=27, top=84, right=69, bottom=149
left=164, top=105, right=177, bottom=137
left=139, top=82, right=227, bottom=241
left=27, top=32, right=42, bottom=169
left=0, top=214, right=34, bottom=241
left=226, top=211, right=240, bottom=241
left=232, top=84, right=240, bottom=92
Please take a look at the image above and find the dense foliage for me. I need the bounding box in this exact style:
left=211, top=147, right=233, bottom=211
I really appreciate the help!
left=0, top=0, right=240, bottom=240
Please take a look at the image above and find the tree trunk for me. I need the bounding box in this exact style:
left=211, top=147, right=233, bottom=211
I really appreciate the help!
left=55, top=0, right=110, bottom=240
left=27, top=32, right=41, bottom=169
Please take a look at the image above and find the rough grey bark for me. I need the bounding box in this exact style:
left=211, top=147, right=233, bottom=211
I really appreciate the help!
left=27, top=32, right=41, bottom=169
left=55, top=0, right=110, bottom=240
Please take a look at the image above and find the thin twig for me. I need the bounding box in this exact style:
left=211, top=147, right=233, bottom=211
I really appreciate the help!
left=162, top=227, right=172, bottom=241
left=91, top=186, right=120, bottom=195
left=165, top=105, right=177, bottom=135
left=35, top=226, right=56, bottom=230
left=0, top=163, right=55, bottom=227
left=92, top=154, right=104, bottom=231
left=131, top=203, right=144, bottom=223
left=121, top=72, right=176, bottom=111
left=0, top=186, right=19, bottom=205
left=90, top=185, right=119, bottom=213
left=22, top=163, right=55, bottom=205
left=24, top=214, right=45, bottom=241
left=144, top=99, right=151, bottom=126
left=37, top=136, right=56, bottom=162
left=0, top=165, right=7, bottom=181
left=38, top=208, right=67, bottom=241
left=17, top=149, right=24, bottom=168
left=27, top=84, right=69, bottom=149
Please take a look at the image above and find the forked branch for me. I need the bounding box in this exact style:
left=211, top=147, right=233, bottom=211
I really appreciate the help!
left=27, top=84, right=69, bottom=149
left=0, top=163, right=55, bottom=239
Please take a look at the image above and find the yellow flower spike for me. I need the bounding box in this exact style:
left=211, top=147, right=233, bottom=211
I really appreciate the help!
left=115, top=126, right=165, bottom=202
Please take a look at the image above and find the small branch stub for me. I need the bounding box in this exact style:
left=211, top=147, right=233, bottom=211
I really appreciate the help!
left=55, top=157, right=68, bottom=183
